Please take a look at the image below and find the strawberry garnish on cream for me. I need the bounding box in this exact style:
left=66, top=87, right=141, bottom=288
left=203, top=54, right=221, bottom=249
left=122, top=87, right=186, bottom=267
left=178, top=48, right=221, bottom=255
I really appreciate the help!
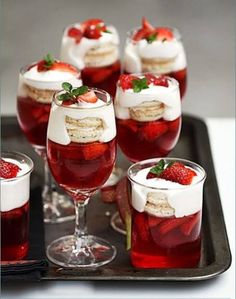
left=0, top=159, right=21, bottom=179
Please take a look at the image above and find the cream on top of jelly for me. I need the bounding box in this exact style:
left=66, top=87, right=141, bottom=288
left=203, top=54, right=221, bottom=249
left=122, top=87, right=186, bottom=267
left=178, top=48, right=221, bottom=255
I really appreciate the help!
left=131, top=166, right=204, bottom=218
left=1, top=158, right=31, bottom=212
left=124, top=38, right=187, bottom=73
left=61, top=25, right=119, bottom=69
left=115, top=79, right=181, bottom=121
left=47, top=98, right=116, bottom=145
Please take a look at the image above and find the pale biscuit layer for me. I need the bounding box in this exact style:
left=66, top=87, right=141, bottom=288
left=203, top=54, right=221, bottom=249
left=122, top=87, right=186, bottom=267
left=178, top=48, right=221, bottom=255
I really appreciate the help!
left=129, top=101, right=165, bottom=122
left=24, top=84, right=55, bottom=104
left=144, top=192, right=175, bottom=217
left=84, top=43, right=118, bottom=67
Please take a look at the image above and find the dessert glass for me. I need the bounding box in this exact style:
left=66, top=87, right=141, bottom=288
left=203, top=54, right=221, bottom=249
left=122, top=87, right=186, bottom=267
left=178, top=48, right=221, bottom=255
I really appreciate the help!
left=1, top=152, right=34, bottom=261
left=16, top=62, right=81, bottom=223
left=46, top=88, right=117, bottom=268
left=124, top=27, right=187, bottom=98
left=60, top=19, right=121, bottom=97
left=128, top=158, right=206, bottom=268
left=115, top=74, right=181, bottom=162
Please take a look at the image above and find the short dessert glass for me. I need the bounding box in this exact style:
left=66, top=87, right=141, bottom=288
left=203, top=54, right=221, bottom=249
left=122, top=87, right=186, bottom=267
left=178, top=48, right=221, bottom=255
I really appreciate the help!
left=128, top=158, right=206, bottom=268
left=16, top=62, right=81, bottom=223
left=46, top=88, right=117, bottom=268
left=1, top=152, right=34, bottom=261
left=115, top=75, right=181, bottom=163
left=124, top=27, right=187, bottom=98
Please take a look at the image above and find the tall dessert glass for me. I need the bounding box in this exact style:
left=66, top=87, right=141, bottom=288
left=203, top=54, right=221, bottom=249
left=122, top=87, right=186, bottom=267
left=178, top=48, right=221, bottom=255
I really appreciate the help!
left=60, top=18, right=121, bottom=97
left=124, top=18, right=187, bottom=98
left=1, top=152, right=34, bottom=261
left=47, top=85, right=117, bottom=267
left=16, top=55, right=82, bottom=223
left=128, top=158, right=206, bottom=268
left=112, top=73, right=182, bottom=233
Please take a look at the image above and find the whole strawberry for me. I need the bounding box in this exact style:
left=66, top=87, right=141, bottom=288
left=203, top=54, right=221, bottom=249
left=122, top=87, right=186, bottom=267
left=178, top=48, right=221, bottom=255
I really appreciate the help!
left=0, top=158, right=21, bottom=179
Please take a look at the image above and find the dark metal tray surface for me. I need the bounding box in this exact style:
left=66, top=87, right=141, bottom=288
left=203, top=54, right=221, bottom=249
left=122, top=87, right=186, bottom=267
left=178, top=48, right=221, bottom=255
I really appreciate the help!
left=1, top=115, right=231, bottom=281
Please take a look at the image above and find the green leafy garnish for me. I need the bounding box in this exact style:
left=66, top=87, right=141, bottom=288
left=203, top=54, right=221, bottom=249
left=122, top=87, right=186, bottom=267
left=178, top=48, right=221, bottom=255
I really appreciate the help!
left=146, top=32, right=157, bottom=44
left=149, top=159, right=165, bottom=176
left=132, top=78, right=149, bottom=93
left=57, top=82, right=89, bottom=101
left=104, top=29, right=112, bottom=33
left=43, top=53, right=55, bottom=68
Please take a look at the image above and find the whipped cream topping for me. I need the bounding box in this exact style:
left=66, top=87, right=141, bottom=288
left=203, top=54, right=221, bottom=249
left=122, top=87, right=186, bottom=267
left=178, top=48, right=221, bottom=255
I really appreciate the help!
left=1, top=159, right=31, bottom=212
left=47, top=98, right=116, bottom=145
left=60, top=24, right=119, bottom=69
left=124, top=35, right=187, bottom=73
left=130, top=166, right=205, bottom=218
left=115, top=78, right=181, bottom=121
left=19, top=65, right=82, bottom=91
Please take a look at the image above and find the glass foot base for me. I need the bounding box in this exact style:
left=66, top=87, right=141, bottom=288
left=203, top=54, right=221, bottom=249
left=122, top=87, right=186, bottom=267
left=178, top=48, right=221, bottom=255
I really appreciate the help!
left=43, top=191, right=75, bottom=224
left=46, top=235, right=116, bottom=268
left=110, top=211, right=126, bottom=235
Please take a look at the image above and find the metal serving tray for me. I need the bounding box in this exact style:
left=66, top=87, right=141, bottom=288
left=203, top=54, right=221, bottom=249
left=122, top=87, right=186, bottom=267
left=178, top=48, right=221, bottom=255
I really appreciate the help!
left=1, top=115, right=231, bottom=281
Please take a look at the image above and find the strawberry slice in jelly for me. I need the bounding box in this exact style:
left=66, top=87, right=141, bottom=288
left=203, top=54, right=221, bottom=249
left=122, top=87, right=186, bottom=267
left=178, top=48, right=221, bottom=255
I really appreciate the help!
left=135, top=213, right=150, bottom=241
left=158, top=217, right=188, bottom=235
left=141, top=122, right=168, bottom=141
left=82, top=142, right=108, bottom=160
left=0, top=159, right=21, bottom=179
left=180, top=212, right=201, bottom=236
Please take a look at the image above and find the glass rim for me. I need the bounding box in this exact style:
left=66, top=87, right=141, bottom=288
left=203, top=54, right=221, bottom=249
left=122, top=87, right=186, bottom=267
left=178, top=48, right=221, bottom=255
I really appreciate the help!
left=0, top=151, right=34, bottom=182
left=127, top=26, right=182, bottom=42
left=53, top=87, right=113, bottom=110
left=127, top=158, right=206, bottom=191
left=19, top=61, right=81, bottom=83
left=116, top=73, right=179, bottom=91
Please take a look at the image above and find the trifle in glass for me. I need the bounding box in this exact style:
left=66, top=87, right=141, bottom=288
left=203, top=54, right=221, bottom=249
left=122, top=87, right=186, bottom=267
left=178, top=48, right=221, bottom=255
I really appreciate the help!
left=124, top=18, right=187, bottom=98
left=60, top=18, right=121, bottom=97
left=128, top=158, right=206, bottom=268
left=47, top=83, right=117, bottom=267
left=17, top=54, right=82, bottom=223
left=1, top=152, right=33, bottom=261
left=115, top=73, right=181, bottom=162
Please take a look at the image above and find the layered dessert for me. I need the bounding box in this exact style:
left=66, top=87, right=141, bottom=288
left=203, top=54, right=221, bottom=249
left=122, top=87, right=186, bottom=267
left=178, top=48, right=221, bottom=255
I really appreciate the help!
left=124, top=18, right=187, bottom=98
left=17, top=54, right=81, bottom=148
left=47, top=83, right=116, bottom=198
left=60, top=18, right=121, bottom=97
left=115, top=73, right=181, bottom=162
left=128, top=158, right=206, bottom=268
left=0, top=153, right=33, bottom=261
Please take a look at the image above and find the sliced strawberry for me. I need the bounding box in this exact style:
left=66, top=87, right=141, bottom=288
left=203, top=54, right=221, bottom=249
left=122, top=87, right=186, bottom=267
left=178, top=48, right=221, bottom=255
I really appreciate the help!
left=119, top=74, right=139, bottom=90
left=168, top=117, right=181, bottom=132
left=142, top=17, right=155, bottom=31
left=0, top=159, right=21, bottom=179
left=180, top=212, right=201, bottom=236
left=144, top=74, right=169, bottom=87
left=68, top=27, right=83, bottom=43
left=89, top=68, right=113, bottom=83
left=82, top=19, right=106, bottom=39
left=141, top=122, right=168, bottom=141
left=120, top=119, right=138, bottom=132
left=160, top=162, right=197, bottom=185
left=82, top=142, right=108, bottom=160
left=37, top=60, right=48, bottom=72
left=84, top=26, right=102, bottom=39
left=159, top=217, right=188, bottom=235
left=146, top=172, right=156, bottom=179
left=115, top=177, right=132, bottom=223
left=78, top=90, right=98, bottom=103
left=148, top=215, right=165, bottom=227
left=50, top=62, right=78, bottom=75
left=81, top=18, right=105, bottom=30
left=156, top=27, right=174, bottom=41
left=61, top=100, right=75, bottom=107
left=135, top=213, right=150, bottom=241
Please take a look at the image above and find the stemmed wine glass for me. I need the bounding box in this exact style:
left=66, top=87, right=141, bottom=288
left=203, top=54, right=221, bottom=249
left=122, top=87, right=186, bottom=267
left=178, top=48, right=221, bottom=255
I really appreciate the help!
left=112, top=73, right=182, bottom=233
left=46, top=85, right=117, bottom=267
left=16, top=55, right=82, bottom=223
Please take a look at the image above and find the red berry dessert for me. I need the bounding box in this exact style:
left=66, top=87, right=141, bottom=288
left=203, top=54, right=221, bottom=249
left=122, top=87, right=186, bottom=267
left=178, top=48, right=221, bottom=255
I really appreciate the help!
left=17, top=54, right=81, bottom=148
left=124, top=18, right=187, bottom=98
left=115, top=73, right=181, bottom=162
left=128, top=158, right=206, bottom=268
left=61, top=19, right=121, bottom=97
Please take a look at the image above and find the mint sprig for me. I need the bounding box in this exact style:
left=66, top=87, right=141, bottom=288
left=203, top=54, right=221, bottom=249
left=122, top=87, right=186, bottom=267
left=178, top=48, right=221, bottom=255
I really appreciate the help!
left=146, top=32, right=157, bottom=44
left=132, top=78, right=149, bottom=93
left=57, top=82, right=89, bottom=102
left=149, top=159, right=165, bottom=176
left=43, top=53, right=55, bottom=68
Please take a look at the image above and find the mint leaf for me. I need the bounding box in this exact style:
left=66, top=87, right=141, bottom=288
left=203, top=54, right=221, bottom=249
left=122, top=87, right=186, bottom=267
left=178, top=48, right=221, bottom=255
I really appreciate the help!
left=150, top=159, right=165, bottom=176
left=72, top=85, right=88, bottom=96
left=43, top=53, right=55, bottom=68
left=62, top=82, right=72, bottom=92
left=146, top=33, right=157, bottom=44
left=104, top=29, right=112, bottom=33
left=167, top=161, right=176, bottom=168
left=132, top=78, right=149, bottom=93
left=57, top=92, right=72, bottom=101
